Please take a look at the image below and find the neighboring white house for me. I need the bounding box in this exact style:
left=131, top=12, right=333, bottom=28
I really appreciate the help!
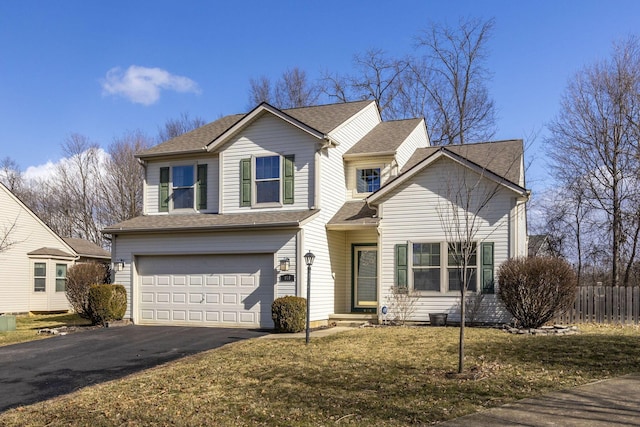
left=0, top=182, right=110, bottom=313
left=103, top=100, right=529, bottom=328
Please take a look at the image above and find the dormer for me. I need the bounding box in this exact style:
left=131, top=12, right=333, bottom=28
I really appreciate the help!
left=342, top=118, right=429, bottom=200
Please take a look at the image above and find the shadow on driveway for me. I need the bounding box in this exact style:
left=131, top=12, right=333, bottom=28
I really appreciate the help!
left=0, top=325, right=267, bottom=412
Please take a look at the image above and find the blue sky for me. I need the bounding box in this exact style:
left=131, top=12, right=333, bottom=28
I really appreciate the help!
left=1, top=1, right=639, bottom=195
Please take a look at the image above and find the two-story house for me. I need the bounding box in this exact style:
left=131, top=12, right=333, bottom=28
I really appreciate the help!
left=103, top=100, right=529, bottom=328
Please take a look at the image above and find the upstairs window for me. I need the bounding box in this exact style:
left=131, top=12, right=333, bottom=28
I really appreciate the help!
left=159, top=164, right=207, bottom=212
left=357, top=168, right=381, bottom=193
left=172, top=165, right=195, bottom=209
left=255, top=156, right=280, bottom=204
left=34, top=262, right=46, bottom=292
left=55, top=264, right=67, bottom=292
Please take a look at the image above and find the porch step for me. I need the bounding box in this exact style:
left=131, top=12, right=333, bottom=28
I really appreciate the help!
left=329, top=313, right=378, bottom=327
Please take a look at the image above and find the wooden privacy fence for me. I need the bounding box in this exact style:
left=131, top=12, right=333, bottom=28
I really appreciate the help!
left=555, top=285, right=640, bottom=325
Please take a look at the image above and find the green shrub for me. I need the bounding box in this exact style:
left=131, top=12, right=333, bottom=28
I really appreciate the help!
left=271, top=296, right=306, bottom=333
left=87, top=284, right=127, bottom=325
left=498, top=257, right=577, bottom=328
left=66, top=263, right=109, bottom=319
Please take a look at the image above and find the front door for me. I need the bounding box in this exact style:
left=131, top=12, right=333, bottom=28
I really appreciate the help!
left=352, top=246, right=378, bottom=312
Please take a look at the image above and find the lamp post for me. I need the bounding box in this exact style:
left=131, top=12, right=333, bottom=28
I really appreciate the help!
left=304, top=251, right=315, bottom=345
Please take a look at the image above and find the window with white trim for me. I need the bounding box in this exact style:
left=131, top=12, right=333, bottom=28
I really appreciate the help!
left=172, top=165, right=195, bottom=209
left=55, top=264, right=67, bottom=292
left=356, top=168, right=381, bottom=193
left=398, top=241, right=490, bottom=293
left=34, top=262, right=46, bottom=292
left=255, top=156, right=280, bottom=204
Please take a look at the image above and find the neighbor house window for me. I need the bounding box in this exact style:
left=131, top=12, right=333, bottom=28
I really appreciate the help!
left=34, top=262, right=46, bottom=292
left=357, top=168, right=381, bottom=193
left=55, top=264, right=67, bottom=292
left=412, top=243, right=441, bottom=291
left=255, top=156, right=280, bottom=204
left=172, top=165, right=195, bottom=209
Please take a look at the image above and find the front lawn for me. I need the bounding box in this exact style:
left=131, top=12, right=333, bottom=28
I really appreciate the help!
left=0, top=313, right=92, bottom=347
left=1, top=324, right=639, bottom=425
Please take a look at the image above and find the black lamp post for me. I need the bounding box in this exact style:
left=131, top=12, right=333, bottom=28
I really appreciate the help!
left=304, top=251, right=315, bottom=345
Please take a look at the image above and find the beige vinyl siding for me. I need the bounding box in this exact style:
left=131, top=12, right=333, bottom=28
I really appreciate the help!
left=344, top=157, right=394, bottom=200
left=395, top=119, right=430, bottom=169
left=377, top=158, right=515, bottom=323
left=0, top=186, right=76, bottom=313
left=220, top=114, right=316, bottom=213
left=28, top=259, right=72, bottom=311
left=145, top=155, right=219, bottom=215
left=112, top=229, right=297, bottom=321
left=301, top=102, right=381, bottom=321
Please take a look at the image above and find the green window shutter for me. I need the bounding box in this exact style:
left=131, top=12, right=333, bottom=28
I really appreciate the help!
left=481, top=242, right=494, bottom=294
left=159, top=167, right=170, bottom=212
left=283, top=155, right=295, bottom=205
left=197, top=164, right=208, bottom=210
left=240, top=158, right=251, bottom=207
left=395, top=244, right=408, bottom=290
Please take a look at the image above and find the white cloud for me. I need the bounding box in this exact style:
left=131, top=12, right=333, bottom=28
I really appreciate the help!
left=24, top=161, right=58, bottom=181
left=101, top=65, right=201, bottom=105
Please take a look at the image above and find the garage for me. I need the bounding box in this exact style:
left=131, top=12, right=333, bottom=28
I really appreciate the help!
left=136, top=254, right=275, bottom=328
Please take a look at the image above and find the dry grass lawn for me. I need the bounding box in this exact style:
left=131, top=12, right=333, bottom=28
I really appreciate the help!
left=0, top=313, right=92, bottom=347
left=0, top=324, right=639, bottom=426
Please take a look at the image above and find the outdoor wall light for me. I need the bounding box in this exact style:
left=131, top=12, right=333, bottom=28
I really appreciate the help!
left=114, top=259, right=124, bottom=272
left=279, top=257, right=290, bottom=272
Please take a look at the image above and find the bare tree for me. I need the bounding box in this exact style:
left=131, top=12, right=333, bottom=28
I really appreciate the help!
left=413, top=17, right=497, bottom=145
left=322, top=49, right=410, bottom=120
left=0, top=216, right=20, bottom=253
left=548, top=36, right=640, bottom=287
left=0, top=157, right=25, bottom=194
left=157, top=112, right=206, bottom=143
left=435, top=145, right=525, bottom=374
left=98, top=130, right=151, bottom=226
left=248, top=75, right=273, bottom=105
left=249, top=67, right=321, bottom=109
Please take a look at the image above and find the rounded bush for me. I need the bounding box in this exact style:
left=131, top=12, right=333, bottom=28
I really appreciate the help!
left=498, top=257, right=577, bottom=328
left=271, top=296, right=306, bottom=333
left=88, top=284, right=127, bottom=325
left=66, top=262, right=109, bottom=318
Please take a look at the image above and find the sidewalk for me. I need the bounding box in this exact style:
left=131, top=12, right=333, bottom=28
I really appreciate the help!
left=439, top=373, right=640, bottom=426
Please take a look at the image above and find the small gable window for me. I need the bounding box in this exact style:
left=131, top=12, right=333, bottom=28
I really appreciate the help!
left=34, top=262, right=46, bottom=292
left=357, top=168, right=381, bottom=193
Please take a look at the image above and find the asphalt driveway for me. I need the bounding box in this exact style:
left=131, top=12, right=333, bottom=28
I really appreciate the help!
left=0, top=325, right=267, bottom=412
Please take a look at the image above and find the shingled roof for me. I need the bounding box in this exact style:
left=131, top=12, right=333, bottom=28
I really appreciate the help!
left=138, top=100, right=374, bottom=159
left=63, top=238, right=110, bottom=259
left=402, top=139, right=524, bottom=185
left=327, top=201, right=378, bottom=229
left=103, top=210, right=320, bottom=234
left=344, top=118, right=423, bottom=157
left=27, top=247, right=75, bottom=258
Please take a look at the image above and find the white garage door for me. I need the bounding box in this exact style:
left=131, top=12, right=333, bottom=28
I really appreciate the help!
left=137, top=254, right=274, bottom=327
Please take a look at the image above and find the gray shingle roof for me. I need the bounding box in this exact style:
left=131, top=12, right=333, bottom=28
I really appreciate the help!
left=27, top=247, right=75, bottom=258
left=63, top=238, right=110, bottom=259
left=138, top=100, right=375, bottom=159
left=402, top=139, right=524, bottom=185
left=327, top=201, right=378, bottom=228
left=344, top=118, right=423, bottom=156
left=103, top=210, right=320, bottom=234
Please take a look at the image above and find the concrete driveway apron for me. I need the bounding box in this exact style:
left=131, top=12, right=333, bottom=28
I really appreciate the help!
left=0, top=325, right=266, bottom=412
